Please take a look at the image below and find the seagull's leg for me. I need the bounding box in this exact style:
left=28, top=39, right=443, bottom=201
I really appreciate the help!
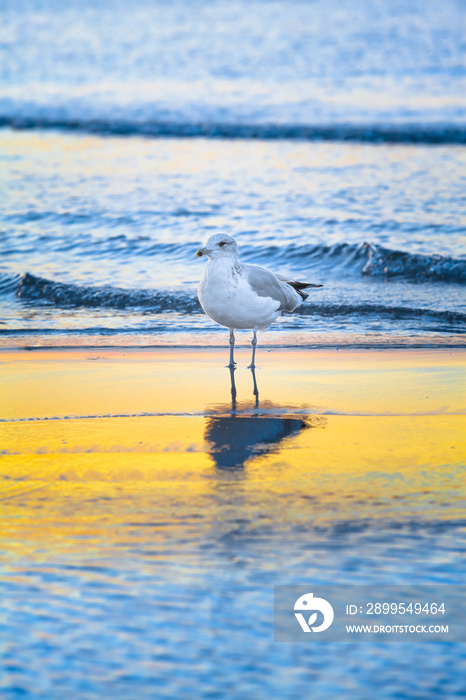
left=250, top=365, right=259, bottom=408
left=229, top=366, right=237, bottom=411
left=248, top=329, right=258, bottom=369
left=228, top=328, right=236, bottom=368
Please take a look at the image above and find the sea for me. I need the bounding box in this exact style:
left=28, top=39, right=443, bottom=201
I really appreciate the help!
left=1, top=1, right=466, bottom=699
left=0, top=0, right=465, bottom=348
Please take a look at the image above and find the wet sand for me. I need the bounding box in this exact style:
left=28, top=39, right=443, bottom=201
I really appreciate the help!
left=1, top=348, right=465, bottom=698
left=2, top=347, right=465, bottom=554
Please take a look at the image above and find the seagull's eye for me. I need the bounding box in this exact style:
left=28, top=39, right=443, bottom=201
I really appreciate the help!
left=218, top=241, right=227, bottom=247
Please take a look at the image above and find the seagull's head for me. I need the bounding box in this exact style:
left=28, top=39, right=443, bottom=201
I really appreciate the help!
left=196, top=234, right=239, bottom=260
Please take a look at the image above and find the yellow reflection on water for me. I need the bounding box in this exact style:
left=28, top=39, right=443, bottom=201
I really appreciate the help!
left=1, top=349, right=465, bottom=563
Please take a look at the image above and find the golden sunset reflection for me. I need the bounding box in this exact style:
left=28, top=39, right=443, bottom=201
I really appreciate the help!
left=1, top=349, right=465, bottom=564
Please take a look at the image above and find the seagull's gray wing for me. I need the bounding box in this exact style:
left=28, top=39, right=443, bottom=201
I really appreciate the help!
left=242, top=263, right=301, bottom=312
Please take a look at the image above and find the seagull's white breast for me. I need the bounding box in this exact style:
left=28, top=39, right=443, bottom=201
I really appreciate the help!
left=198, top=258, right=281, bottom=330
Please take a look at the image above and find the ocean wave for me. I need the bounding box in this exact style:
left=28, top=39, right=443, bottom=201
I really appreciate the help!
left=362, top=244, right=466, bottom=283
left=242, top=241, right=369, bottom=273
left=2, top=116, right=466, bottom=145
left=12, top=273, right=201, bottom=312
left=3, top=272, right=465, bottom=328
left=243, top=242, right=466, bottom=284
left=2, top=242, right=465, bottom=314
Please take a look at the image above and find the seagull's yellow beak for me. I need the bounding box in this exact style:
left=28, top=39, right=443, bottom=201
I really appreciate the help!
left=196, top=249, right=204, bottom=257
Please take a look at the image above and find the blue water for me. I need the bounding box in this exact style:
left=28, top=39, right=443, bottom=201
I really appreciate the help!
left=2, top=528, right=466, bottom=699
left=1, top=1, right=466, bottom=697
left=0, top=0, right=465, bottom=347
left=1, top=133, right=465, bottom=347
left=2, top=0, right=466, bottom=129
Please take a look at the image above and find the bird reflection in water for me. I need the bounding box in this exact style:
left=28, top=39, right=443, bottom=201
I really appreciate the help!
left=205, top=366, right=318, bottom=470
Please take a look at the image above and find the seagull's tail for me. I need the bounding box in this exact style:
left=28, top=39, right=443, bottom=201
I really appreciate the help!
left=278, top=276, right=323, bottom=301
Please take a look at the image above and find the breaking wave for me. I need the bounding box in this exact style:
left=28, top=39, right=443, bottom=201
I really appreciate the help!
left=245, top=242, right=466, bottom=284
left=11, top=273, right=201, bottom=313
left=362, top=244, right=466, bottom=283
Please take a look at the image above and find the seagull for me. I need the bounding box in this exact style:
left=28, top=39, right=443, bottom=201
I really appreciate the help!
left=196, top=233, right=322, bottom=368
